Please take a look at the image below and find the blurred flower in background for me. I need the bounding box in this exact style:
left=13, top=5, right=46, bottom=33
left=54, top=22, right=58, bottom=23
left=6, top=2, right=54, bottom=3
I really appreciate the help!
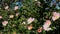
left=52, top=12, right=60, bottom=21
left=50, top=0, right=60, bottom=9
left=22, top=21, right=26, bottom=24
left=15, top=12, right=20, bottom=16
left=27, top=24, right=33, bottom=30
left=14, top=6, right=19, bottom=10
left=50, top=0, right=56, bottom=7
left=34, top=0, right=37, bottom=1
left=2, top=21, right=8, bottom=26
left=10, top=1, right=22, bottom=10
left=9, top=15, right=14, bottom=18
left=27, top=17, right=35, bottom=24
left=43, top=20, right=52, bottom=31
left=15, top=2, right=22, bottom=6
left=0, top=16, right=2, bottom=19
left=4, top=6, right=9, bottom=10
left=56, top=2, right=60, bottom=9
left=37, top=27, right=42, bottom=33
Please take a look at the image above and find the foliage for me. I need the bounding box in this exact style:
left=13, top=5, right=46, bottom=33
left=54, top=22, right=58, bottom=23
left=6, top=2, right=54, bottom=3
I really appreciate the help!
left=0, top=0, right=60, bottom=34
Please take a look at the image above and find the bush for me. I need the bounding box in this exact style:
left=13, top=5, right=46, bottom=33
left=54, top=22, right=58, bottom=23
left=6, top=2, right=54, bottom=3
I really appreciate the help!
left=0, top=0, right=60, bottom=34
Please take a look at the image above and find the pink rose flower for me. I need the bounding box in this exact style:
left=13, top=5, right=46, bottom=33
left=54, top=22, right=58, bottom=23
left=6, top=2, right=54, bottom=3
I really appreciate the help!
left=0, top=16, right=2, bottom=19
left=27, top=17, right=34, bottom=24
left=43, top=20, right=52, bottom=31
left=43, top=27, right=52, bottom=31
left=14, top=6, right=18, bottom=10
left=28, top=25, right=33, bottom=30
left=15, top=13, right=19, bottom=16
left=52, top=12, right=60, bottom=21
left=37, top=27, right=42, bottom=33
left=2, top=21, right=8, bottom=26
